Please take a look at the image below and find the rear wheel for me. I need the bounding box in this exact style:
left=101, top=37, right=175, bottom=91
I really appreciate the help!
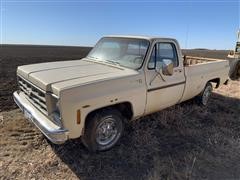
left=231, top=61, right=240, bottom=80
left=196, top=82, right=213, bottom=106
left=82, top=109, right=124, bottom=152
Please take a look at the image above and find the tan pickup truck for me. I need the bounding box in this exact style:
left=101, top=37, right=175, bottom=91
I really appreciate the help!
left=14, top=36, right=230, bottom=151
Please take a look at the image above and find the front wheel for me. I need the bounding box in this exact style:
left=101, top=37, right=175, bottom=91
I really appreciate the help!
left=196, top=82, right=213, bottom=106
left=82, top=109, right=124, bottom=152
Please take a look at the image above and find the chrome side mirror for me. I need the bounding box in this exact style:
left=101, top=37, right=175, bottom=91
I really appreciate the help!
left=229, top=50, right=234, bottom=55
left=162, top=59, right=173, bottom=76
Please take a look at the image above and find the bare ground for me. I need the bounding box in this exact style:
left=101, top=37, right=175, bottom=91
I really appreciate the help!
left=1, top=81, right=239, bottom=179
left=0, top=45, right=239, bottom=179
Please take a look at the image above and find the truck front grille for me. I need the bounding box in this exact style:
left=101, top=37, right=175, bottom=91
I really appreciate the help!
left=18, top=76, right=47, bottom=114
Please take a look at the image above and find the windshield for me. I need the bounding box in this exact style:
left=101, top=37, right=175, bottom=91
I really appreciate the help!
left=87, top=37, right=150, bottom=69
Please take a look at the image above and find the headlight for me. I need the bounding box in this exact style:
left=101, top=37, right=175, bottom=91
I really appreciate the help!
left=50, top=95, right=62, bottom=126
left=56, top=100, right=60, bottom=113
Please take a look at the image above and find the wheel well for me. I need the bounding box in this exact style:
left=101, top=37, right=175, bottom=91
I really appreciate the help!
left=208, top=78, right=220, bottom=88
left=85, top=102, right=133, bottom=125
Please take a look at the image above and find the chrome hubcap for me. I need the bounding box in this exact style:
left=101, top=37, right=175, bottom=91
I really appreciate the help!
left=96, top=118, right=118, bottom=145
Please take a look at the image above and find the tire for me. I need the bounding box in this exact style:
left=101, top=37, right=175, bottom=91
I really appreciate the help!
left=82, top=109, right=124, bottom=152
left=196, top=82, right=213, bottom=106
left=231, top=61, right=240, bottom=80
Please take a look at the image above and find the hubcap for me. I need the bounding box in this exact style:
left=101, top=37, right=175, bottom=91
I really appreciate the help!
left=96, top=118, right=118, bottom=146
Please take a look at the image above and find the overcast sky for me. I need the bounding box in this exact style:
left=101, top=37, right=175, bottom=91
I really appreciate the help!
left=0, top=0, right=239, bottom=49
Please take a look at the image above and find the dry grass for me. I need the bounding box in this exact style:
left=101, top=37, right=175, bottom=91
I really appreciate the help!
left=1, top=80, right=239, bottom=179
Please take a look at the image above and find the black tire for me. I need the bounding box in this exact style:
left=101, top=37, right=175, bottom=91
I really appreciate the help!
left=82, top=108, right=124, bottom=152
left=196, top=82, right=213, bottom=106
left=231, top=61, right=240, bottom=80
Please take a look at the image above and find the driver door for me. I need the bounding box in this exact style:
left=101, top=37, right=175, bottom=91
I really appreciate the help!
left=145, top=41, right=185, bottom=114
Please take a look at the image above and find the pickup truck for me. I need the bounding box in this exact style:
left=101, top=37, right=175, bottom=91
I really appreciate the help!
left=13, top=36, right=230, bottom=151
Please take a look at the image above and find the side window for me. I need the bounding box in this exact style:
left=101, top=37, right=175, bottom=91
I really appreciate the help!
left=148, top=42, right=179, bottom=69
left=158, top=43, right=179, bottom=67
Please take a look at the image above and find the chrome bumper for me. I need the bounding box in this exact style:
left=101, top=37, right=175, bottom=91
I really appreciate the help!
left=13, top=91, right=69, bottom=144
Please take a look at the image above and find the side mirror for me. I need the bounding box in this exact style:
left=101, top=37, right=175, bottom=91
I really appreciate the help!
left=162, top=59, right=174, bottom=76
left=229, top=50, right=234, bottom=55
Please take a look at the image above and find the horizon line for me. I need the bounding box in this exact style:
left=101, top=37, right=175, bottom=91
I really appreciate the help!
left=0, top=43, right=231, bottom=50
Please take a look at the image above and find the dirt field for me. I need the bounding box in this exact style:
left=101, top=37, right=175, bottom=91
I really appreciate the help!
left=182, top=49, right=229, bottom=59
left=0, top=45, right=239, bottom=179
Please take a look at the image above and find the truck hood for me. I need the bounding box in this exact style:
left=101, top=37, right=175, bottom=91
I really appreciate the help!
left=17, top=58, right=139, bottom=94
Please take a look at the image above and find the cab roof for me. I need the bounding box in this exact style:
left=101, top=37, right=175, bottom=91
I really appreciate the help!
left=104, top=35, right=177, bottom=42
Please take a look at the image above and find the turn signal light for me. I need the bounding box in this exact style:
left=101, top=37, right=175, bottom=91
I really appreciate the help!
left=77, top=110, right=81, bottom=124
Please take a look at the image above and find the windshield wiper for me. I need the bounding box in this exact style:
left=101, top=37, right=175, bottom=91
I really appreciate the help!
left=88, top=56, right=99, bottom=60
left=87, top=57, right=121, bottom=66
left=105, top=60, right=121, bottom=66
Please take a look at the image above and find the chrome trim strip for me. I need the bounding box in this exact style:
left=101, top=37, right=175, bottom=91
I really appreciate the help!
left=18, top=75, right=46, bottom=93
left=18, top=75, right=60, bottom=99
left=147, top=81, right=186, bottom=92
left=49, top=93, right=59, bottom=99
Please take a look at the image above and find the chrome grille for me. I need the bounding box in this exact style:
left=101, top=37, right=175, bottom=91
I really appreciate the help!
left=18, top=76, right=47, bottom=114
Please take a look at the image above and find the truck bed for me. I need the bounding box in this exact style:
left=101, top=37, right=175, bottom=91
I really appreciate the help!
left=184, top=56, right=239, bottom=79
left=183, top=56, right=227, bottom=66
left=180, top=56, right=230, bottom=102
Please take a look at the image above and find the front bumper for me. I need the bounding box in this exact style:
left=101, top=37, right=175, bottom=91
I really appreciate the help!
left=13, top=91, right=69, bottom=144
